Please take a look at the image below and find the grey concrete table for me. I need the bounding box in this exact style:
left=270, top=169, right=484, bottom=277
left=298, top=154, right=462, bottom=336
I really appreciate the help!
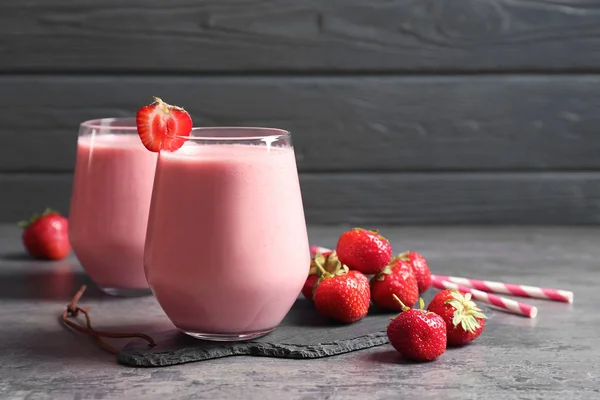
left=0, top=224, right=598, bottom=400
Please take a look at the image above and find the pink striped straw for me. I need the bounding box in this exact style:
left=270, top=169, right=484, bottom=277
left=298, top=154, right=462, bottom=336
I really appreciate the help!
left=432, top=277, right=538, bottom=318
left=310, top=246, right=332, bottom=257
left=433, top=275, right=573, bottom=304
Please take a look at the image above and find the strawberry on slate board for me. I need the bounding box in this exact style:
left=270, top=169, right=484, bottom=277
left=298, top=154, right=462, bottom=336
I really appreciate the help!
left=396, top=251, right=432, bottom=293
left=313, top=257, right=371, bottom=323
left=136, top=97, right=193, bottom=152
left=427, top=290, right=487, bottom=346
left=301, top=251, right=332, bottom=302
left=301, top=274, right=319, bottom=302
left=19, top=208, right=70, bottom=261
left=371, top=259, right=419, bottom=310
left=336, top=228, right=392, bottom=275
left=387, top=297, right=447, bottom=362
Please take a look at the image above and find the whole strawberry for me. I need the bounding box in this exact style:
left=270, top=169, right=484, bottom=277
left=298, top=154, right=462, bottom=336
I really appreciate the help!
left=301, top=251, right=332, bottom=302
left=371, top=259, right=419, bottom=310
left=301, top=274, right=319, bottom=302
left=427, top=290, right=486, bottom=346
left=396, top=251, right=432, bottom=293
left=19, top=208, right=70, bottom=260
left=336, top=228, right=392, bottom=274
left=387, top=297, right=447, bottom=362
left=313, top=262, right=370, bottom=323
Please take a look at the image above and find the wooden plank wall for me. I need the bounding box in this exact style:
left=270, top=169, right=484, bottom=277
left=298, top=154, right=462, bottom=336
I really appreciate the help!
left=1, top=0, right=600, bottom=225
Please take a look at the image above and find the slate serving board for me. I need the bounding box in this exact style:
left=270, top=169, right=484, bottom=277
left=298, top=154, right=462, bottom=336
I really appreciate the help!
left=118, top=298, right=395, bottom=367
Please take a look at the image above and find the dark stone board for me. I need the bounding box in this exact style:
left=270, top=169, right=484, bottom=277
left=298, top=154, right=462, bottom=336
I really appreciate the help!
left=118, top=298, right=397, bottom=367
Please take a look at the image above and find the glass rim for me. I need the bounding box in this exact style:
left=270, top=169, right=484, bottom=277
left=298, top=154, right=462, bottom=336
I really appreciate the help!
left=80, top=119, right=290, bottom=141
left=175, top=127, right=291, bottom=142
left=80, top=117, right=137, bottom=130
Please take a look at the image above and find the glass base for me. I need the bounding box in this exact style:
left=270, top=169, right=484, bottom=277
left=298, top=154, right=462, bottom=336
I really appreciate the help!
left=180, top=327, right=275, bottom=342
left=100, top=287, right=152, bottom=297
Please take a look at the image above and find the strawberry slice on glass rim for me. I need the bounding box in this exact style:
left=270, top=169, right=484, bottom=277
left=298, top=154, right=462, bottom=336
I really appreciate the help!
left=135, top=97, right=193, bottom=152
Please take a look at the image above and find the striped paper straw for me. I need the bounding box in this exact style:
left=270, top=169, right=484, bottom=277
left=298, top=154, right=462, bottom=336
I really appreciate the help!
left=433, top=275, right=573, bottom=304
left=432, top=277, right=538, bottom=318
left=310, top=246, right=332, bottom=257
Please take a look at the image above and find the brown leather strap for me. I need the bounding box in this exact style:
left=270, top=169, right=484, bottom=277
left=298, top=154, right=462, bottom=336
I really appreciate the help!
left=61, top=285, right=156, bottom=354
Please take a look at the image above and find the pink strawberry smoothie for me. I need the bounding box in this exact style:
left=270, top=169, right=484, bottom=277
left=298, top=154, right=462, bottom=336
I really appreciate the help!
left=69, top=133, right=158, bottom=293
left=144, top=141, right=310, bottom=337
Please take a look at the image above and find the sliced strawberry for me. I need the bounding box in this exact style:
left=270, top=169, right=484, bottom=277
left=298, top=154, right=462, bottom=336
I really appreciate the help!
left=136, top=97, right=193, bottom=152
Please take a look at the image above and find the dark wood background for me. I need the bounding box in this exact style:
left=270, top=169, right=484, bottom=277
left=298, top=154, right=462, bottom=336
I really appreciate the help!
left=2, top=0, right=600, bottom=225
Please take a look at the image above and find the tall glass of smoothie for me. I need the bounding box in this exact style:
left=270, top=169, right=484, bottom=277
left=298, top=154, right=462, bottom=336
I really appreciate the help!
left=144, top=127, right=310, bottom=341
left=69, top=118, right=158, bottom=296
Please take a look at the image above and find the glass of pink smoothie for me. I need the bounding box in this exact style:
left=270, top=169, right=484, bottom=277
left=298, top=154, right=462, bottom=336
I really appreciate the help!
left=144, top=127, right=310, bottom=341
left=69, top=118, right=158, bottom=296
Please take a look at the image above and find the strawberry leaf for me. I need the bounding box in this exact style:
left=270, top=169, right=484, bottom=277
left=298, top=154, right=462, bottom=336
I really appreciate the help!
left=395, top=251, right=410, bottom=262
left=375, top=264, right=395, bottom=281
left=18, top=208, right=58, bottom=229
left=446, top=290, right=487, bottom=333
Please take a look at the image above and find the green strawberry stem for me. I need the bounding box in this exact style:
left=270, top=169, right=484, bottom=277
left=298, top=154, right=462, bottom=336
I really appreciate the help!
left=395, top=251, right=410, bottom=262
left=352, top=227, right=380, bottom=234
left=392, top=294, right=411, bottom=312
left=324, top=252, right=350, bottom=276
left=374, top=263, right=395, bottom=281
left=313, top=259, right=331, bottom=279
left=446, top=291, right=487, bottom=332
left=309, top=253, right=327, bottom=276
left=18, top=207, right=57, bottom=229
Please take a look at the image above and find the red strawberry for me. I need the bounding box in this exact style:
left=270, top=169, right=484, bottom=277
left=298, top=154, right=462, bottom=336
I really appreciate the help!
left=371, top=259, right=419, bottom=310
left=301, top=252, right=330, bottom=301
left=313, top=260, right=370, bottom=323
left=301, top=251, right=343, bottom=302
left=336, top=228, right=392, bottom=274
left=136, top=97, right=193, bottom=152
left=427, top=290, right=486, bottom=346
left=396, top=251, right=432, bottom=293
left=19, top=208, right=70, bottom=261
left=301, top=274, right=319, bottom=302
left=387, top=297, right=447, bottom=362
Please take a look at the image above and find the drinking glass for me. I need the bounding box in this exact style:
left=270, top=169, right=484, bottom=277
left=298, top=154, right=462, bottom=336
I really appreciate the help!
left=69, top=118, right=157, bottom=296
left=144, top=127, right=310, bottom=341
